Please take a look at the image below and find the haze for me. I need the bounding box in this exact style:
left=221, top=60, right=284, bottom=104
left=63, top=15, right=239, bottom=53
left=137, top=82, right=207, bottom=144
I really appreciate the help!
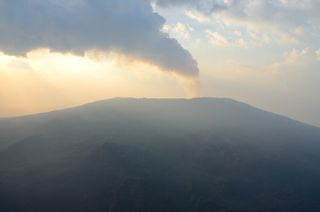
left=1, top=2, right=320, bottom=211
left=0, top=0, right=320, bottom=126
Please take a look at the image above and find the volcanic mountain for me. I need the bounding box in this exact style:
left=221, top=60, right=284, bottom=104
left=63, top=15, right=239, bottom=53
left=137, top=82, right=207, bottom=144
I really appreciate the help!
left=1, top=98, right=320, bottom=212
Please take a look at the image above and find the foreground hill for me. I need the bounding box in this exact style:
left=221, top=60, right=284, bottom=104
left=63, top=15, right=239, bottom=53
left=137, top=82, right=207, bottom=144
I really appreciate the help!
left=1, top=98, right=320, bottom=212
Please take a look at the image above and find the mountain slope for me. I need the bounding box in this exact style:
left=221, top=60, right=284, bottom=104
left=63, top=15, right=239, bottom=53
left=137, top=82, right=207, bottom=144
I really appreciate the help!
left=1, top=98, right=320, bottom=212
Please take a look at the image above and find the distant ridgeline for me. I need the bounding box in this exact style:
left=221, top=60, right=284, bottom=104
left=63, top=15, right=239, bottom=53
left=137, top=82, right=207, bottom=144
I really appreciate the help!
left=1, top=98, right=320, bottom=212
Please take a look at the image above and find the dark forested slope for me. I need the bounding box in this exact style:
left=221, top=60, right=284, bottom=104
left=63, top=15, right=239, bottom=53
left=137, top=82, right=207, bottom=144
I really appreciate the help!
left=1, top=98, right=320, bottom=212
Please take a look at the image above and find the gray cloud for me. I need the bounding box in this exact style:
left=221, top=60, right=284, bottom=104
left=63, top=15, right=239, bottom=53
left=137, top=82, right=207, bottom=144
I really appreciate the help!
left=155, top=0, right=229, bottom=13
left=0, top=0, right=199, bottom=76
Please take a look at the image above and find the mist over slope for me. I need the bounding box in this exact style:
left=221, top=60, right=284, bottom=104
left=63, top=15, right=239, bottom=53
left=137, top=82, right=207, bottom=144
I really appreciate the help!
left=1, top=98, right=320, bottom=212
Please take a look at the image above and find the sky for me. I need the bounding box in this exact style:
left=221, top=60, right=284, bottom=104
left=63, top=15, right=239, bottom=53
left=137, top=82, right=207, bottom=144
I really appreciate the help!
left=0, top=0, right=320, bottom=127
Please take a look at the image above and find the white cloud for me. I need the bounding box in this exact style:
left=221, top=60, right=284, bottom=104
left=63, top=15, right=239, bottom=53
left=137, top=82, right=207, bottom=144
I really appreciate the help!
left=206, top=31, right=230, bottom=46
left=163, top=22, right=193, bottom=40
left=316, top=49, right=320, bottom=60
left=206, top=30, right=248, bottom=48
left=157, top=0, right=320, bottom=47
left=285, top=48, right=309, bottom=64
left=234, top=30, right=242, bottom=37
left=185, top=10, right=209, bottom=23
left=279, top=0, right=313, bottom=9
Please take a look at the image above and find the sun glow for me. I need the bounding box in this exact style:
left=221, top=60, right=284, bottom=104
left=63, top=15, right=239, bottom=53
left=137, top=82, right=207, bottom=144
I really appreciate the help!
left=0, top=49, right=195, bottom=117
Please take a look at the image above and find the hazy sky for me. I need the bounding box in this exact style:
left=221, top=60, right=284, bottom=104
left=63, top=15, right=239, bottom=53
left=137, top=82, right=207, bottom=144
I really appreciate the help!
left=0, top=0, right=320, bottom=126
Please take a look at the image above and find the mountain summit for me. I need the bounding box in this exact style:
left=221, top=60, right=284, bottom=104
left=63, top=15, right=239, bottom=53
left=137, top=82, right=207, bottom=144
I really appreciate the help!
left=1, top=98, right=320, bottom=212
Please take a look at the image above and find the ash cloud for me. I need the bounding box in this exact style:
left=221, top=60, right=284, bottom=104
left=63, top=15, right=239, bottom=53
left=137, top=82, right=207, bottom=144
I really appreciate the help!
left=0, top=0, right=199, bottom=76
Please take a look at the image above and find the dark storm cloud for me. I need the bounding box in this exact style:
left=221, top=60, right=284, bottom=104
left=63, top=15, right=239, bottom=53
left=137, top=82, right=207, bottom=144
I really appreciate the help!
left=0, top=0, right=198, bottom=76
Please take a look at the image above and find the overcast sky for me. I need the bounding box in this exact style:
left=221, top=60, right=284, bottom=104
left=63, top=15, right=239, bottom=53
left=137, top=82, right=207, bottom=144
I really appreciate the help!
left=0, top=0, right=320, bottom=127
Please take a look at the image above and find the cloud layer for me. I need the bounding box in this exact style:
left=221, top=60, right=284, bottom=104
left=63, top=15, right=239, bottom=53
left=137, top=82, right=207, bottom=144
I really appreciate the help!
left=0, top=0, right=199, bottom=76
left=157, top=0, right=320, bottom=47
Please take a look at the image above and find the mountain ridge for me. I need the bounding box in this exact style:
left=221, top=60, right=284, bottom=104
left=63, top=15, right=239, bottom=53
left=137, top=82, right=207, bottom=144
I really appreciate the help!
left=1, top=97, right=320, bottom=211
left=1, top=97, right=317, bottom=130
